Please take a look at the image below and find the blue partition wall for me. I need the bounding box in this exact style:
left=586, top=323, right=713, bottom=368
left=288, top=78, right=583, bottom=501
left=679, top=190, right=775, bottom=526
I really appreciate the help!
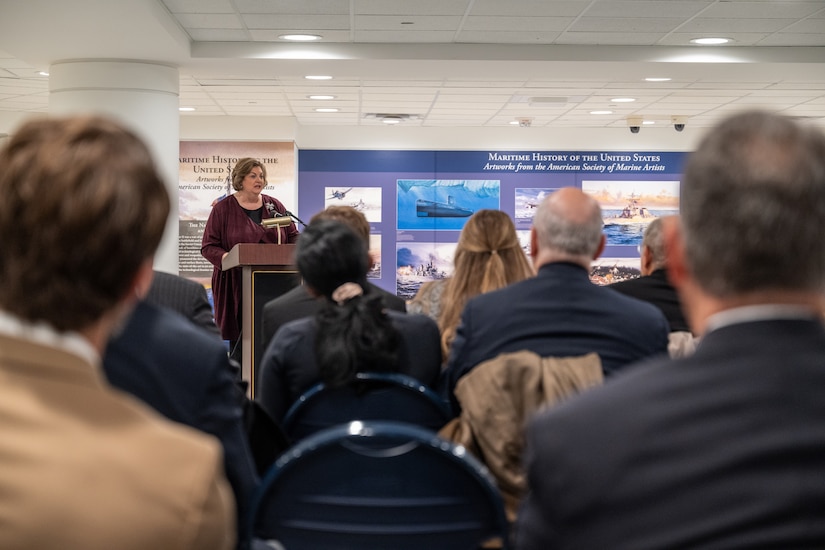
left=298, top=150, right=687, bottom=297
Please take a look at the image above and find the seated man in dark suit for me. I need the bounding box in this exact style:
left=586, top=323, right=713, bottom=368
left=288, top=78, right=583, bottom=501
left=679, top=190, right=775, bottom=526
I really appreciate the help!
left=516, top=111, right=825, bottom=549
left=146, top=269, right=221, bottom=337
left=441, top=187, right=669, bottom=414
left=261, top=205, right=405, bottom=349
left=104, top=297, right=263, bottom=550
left=608, top=216, right=689, bottom=333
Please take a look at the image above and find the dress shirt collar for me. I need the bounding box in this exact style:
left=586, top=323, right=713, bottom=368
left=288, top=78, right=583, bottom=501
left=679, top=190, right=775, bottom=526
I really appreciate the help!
left=705, top=304, right=820, bottom=334
left=0, top=309, right=98, bottom=366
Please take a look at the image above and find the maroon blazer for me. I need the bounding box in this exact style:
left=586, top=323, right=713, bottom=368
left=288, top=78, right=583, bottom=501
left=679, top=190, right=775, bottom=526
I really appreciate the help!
left=201, top=194, right=299, bottom=341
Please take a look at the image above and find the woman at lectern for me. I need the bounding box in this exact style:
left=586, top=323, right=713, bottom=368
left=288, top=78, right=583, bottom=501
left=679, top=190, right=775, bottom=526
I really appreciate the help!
left=201, top=157, right=299, bottom=353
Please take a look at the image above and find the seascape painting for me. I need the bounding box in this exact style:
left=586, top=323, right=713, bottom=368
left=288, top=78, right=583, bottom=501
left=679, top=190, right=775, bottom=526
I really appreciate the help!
left=582, top=180, right=679, bottom=247
left=397, top=179, right=500, bottom=231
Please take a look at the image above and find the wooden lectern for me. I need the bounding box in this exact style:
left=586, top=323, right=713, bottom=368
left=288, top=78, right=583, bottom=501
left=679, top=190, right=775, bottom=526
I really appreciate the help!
left=222, top=243, right=299, bottom=398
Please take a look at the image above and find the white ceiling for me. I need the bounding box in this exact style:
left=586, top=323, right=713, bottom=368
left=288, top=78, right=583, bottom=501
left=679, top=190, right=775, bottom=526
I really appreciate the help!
left=0, top=0, right=824, bottom=130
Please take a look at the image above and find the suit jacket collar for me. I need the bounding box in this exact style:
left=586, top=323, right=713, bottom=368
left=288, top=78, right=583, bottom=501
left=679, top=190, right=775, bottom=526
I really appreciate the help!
left=0, top=332, right=107, bottom=390
left=537, top=261, right=591, bottom=280
left=695, top=317, right=825, bottom=359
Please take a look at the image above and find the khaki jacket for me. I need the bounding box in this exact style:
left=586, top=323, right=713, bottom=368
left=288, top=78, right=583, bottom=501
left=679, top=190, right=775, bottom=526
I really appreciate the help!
left=0, top=334, right=236, bottom=550
left=440, top=350, right=603, bottom=521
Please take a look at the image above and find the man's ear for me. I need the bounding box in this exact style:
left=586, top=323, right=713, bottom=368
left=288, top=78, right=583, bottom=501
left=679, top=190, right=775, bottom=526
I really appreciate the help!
left=132, top=259, right=155, bottom=300
left=640, top=245, right=654, bottom=275
left=592, top=234, right=606, bottom=260
left=663, top=218, right=688, bottom=289
left=529, top=227, right=539, bottom=263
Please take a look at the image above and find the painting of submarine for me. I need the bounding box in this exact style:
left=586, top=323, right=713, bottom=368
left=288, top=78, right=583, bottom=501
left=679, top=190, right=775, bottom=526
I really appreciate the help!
left=416, top=196, right=473, bottom=217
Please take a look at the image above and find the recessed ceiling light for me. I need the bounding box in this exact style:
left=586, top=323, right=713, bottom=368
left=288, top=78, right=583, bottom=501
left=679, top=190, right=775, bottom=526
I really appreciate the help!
left=690, top=37, right=731, bottom=45
left=38, top=71, right=49, bottom=76
left=382, top=116, right=403, bottom=125
left=179, top=107, right=196, bottom=112
left=610, top=98, right=636, bottom=103
left=645, top=77, right=671, bottom=82
left=590, top=110, right=613, bottom=115
left=279, top=34, right=322, bottom=41
left=509, top=120, right=520, bottom=125
left=308, top=95, right=336, bottom=100
left=643, top=120, right=655, bottom=125
left=315, top=108, right=339, bottom=113
left=305, top=75, right=332, bottom=80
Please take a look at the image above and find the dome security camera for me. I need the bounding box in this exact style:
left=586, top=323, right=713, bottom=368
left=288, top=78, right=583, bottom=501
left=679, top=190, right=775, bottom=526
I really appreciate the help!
left=674, top=124, right=685, bottom=132
left=627, top=116, right=643, bottom=135
left=671, top=115, right=688, bottom=132
left=629, top=126, right=640, bottom=134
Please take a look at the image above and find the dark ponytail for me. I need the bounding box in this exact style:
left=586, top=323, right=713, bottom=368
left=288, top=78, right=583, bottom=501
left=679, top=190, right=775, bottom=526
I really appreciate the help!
left=296, top=219, right=400, bottom=386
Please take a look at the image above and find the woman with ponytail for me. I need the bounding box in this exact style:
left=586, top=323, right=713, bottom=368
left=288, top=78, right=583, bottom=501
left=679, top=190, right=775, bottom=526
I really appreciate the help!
left=256, top=219, right=442, bottom=423
left=409, top=209, right=534, bottom=361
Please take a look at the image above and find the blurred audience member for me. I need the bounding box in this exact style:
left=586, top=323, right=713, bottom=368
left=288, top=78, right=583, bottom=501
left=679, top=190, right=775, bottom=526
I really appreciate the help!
left=516, top=111, right=825, bottom=549
left=104, top=296, right=259, bottom=549
left=0, top=115, right=234, bottom=549
left=147, top=270, right=221, bottom=337
left=609, top=216, right=696, bottom=357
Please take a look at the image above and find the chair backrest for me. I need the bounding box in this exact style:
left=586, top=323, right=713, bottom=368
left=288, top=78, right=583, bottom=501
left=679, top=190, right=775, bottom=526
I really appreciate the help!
left=282, top=372, right=451, bottom=442
left=250, top=421, right=509, bottom=550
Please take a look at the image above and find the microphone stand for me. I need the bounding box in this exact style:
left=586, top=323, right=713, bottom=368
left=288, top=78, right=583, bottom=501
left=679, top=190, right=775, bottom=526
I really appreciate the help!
left=285, top=210, right=308, bottom=228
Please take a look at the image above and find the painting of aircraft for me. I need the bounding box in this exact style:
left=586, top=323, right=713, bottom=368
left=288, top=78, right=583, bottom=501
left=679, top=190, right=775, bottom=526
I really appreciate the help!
left=328, top=187, right=353, bottom=200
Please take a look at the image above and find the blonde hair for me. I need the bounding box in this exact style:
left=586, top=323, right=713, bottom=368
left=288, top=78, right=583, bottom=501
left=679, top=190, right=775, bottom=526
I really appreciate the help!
left=438, top=209, right=534, bottom=359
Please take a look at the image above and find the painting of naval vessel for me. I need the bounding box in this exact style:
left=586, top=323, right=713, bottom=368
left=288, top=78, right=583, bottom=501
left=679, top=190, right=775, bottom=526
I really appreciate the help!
left=395, top=241, right=457, bottom=300
left=397, top=179, right=500, bottom=231
left=582, top=180, right=679, bottom=247
left=590, top=257, right=641, bottom=286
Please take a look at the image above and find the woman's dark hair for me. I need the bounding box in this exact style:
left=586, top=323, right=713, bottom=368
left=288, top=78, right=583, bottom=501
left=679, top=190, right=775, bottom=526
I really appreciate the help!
left=296, top=219, right=400, bottom=386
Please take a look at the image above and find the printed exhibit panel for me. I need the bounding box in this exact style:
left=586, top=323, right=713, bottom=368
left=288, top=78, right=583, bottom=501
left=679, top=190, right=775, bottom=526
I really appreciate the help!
left=298, top=150, right=686, bottom=298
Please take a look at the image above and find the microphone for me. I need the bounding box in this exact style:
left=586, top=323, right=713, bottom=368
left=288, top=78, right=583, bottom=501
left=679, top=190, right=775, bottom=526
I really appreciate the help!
left=285, top=210, right=307, bottom=228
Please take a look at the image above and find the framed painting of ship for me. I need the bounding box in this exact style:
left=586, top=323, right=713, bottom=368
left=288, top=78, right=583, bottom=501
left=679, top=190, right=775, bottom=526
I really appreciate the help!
left=395, top=241, right=457, bottom=300
left=582, top=180, right=680, bottom=247
left=590, top=257, right=642, bottom=286
left=396, top=179, right=500, bottom=231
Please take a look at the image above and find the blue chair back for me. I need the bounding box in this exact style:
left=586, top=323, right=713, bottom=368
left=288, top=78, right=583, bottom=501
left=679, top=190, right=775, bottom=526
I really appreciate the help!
left=282, top=372, right=451, bottom=442
left=250, top=421, right=509, bottom=550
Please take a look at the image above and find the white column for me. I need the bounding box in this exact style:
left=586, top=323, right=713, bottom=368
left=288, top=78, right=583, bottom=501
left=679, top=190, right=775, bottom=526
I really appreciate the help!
left=49, top=60, right=180, bottom=273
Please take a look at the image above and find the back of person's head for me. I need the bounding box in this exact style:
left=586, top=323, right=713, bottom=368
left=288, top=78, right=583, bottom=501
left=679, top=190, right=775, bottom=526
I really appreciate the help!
left=296, top=219, right=399, bottom=386
left=309, top=205, right=371, bottom=244
left=296, top=219, right=370, bottom=297
left=533, top=187, right=604, bottom=263
left=681, top=110, right=825, bottom=297
left=439, top=209, right=534, bottom=358
left=0, top=115, right=170, bottom=332
left=641, top=216, right=668, bottom=268
left=231, top=157, right=266, bottom=191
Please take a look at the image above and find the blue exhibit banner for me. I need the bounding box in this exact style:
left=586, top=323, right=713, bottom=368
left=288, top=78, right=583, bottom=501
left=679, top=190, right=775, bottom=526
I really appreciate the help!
left=298, top=149, right=687, bottom=298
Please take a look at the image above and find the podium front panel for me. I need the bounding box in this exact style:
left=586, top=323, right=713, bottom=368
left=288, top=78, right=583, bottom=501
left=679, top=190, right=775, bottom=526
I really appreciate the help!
left=250, top=270, right=300, bottom=397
